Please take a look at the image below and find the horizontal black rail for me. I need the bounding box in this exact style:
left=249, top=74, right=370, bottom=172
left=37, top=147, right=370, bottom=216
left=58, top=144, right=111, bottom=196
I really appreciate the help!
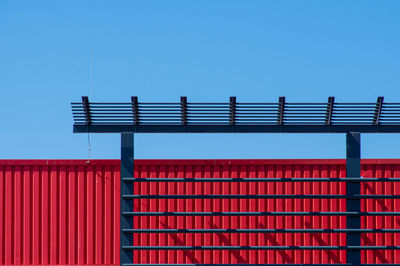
left=122, top=194, right=400, bottom=199
left=122, top=245, right=400, bottom=250
left=121, top=264, right=355, bottom=266
left=121, top=177, right=400, bottom=182
left=121, top=228, right=400, bottom=233
left=121, top=264, right=400, bottom=266
left=122, top=211, right=400, bottom=216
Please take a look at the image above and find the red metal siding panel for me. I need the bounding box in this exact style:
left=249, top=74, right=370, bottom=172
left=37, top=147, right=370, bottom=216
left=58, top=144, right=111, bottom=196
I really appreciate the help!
left=130, top=162, right=347, bottom=264
left=0, top=159, right=400, bottom=265
left=0, top=161, right=120, bottom=266
left=360, top=163, right=400, bottom=264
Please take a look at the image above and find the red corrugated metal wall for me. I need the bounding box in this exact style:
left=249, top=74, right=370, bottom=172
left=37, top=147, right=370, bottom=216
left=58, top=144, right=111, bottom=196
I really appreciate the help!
left=0, top=159, right=399, bottom=265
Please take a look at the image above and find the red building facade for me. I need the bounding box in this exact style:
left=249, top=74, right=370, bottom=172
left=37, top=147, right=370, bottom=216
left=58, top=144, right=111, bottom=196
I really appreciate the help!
left=0, top=159, right=399, bottom=265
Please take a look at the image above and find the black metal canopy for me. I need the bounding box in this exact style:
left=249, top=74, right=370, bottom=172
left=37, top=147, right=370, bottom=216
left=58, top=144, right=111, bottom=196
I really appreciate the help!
left=70, top=97, right=400, bottom=266
left=72, top=96, right=400, bottom=133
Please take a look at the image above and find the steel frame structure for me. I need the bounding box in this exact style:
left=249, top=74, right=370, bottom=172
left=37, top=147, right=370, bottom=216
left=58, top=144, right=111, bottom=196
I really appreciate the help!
left=71, top=96, right=400, bottom=266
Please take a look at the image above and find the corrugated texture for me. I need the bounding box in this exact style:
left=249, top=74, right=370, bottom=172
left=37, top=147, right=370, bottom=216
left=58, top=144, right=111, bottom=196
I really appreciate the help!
left=361, top=163, right=400, bottom=264
left=131, top=161, right=347, bottom=264
left=0, top=160, right=121, bottom=265
left=0, top=159, right=400, bottom=265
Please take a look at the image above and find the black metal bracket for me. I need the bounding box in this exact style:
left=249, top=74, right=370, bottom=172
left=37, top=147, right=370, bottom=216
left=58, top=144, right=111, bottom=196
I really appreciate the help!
left=230, top=96, right=236, bottom=125
left=277, top=96, right=285, bottom=125
left=131, top=96, right=140, bottom=125
left=325, top=96, right=335, bottom=125
left=81, top=96, right=92, bottom=125
left=373, top=96, right=384, bottom=125
left=180, top=96, right=188, bottom=125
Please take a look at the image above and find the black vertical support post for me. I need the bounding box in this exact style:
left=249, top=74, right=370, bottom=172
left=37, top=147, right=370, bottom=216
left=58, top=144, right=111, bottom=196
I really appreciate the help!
left=346, top=132, right=361, bottom=266
left=120, top=133, right=134, bottom=265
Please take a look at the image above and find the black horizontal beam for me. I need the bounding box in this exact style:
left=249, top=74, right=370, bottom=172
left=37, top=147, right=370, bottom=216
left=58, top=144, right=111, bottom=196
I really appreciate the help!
left=122, top=264, right=354, bottom=266
left=122, top=245, right=400, bottom=250
left=121, top=228, right=400, bottom=233
left=122, top=194, right=400, bottom=199
left=73, top=124, right=400, bottom=133
left=122, top=211, right=400, bottom=216
left=121, top=177, right=400, bottom=182
left=122, top=264, right=400, bottom=266
left=122, top=264, right=353, bottom=266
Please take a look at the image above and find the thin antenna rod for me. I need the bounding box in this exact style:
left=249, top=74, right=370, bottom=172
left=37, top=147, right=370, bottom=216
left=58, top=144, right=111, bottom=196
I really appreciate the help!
left=88, top=49, right=94, bottom=160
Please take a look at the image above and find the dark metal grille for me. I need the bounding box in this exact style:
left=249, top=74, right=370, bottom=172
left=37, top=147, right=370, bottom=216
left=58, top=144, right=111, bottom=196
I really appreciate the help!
left=72, top=96, right=400, bottom=126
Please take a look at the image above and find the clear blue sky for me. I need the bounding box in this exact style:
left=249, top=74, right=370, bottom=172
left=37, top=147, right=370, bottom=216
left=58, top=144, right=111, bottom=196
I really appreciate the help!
left=1, top=1, right=400, bottom=159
